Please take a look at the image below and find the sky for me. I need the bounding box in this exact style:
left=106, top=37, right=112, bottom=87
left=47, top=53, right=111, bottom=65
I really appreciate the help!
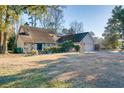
left=63, top=5, right=115, bottom=37
left=20, top=5, right=115, bottom=37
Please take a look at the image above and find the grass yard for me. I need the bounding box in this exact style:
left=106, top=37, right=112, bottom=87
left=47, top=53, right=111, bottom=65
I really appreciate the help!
left=0, top=52, right=124, bottom=88
left=0, top=53, right=73, bottom=88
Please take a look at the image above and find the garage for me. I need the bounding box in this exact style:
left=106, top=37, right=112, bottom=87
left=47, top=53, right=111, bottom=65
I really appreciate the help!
left=57, top=32, right=95, bottom=52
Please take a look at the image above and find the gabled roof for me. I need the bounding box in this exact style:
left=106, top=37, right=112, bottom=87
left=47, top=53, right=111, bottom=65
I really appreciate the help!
left=18, top=25, right=55, bottom=43
left=19, top=35, right=33, bottom=43
left=57, top=32, right=89, bottom=43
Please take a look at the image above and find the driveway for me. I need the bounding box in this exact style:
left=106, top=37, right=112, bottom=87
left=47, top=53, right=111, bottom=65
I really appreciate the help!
left=0, top=52, right=124, bottom=88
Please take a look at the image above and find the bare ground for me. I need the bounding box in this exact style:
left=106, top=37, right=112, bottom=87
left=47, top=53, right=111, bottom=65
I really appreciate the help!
left=0, top=52, right=124, bottom=88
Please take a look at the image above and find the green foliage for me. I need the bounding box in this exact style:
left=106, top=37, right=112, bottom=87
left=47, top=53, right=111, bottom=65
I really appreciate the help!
left=43, top=40, right=80, bottom=53
left=43, top=47, right=61, bottom=54
left=24, top=5, right=64, bottom=33
left=24, top=5, right=47, bottom=27
left=102, top=5, right=124, bottom=49
left=0, top=68, right=71, bottom=88
left=46, top=80, right=71, bottom=88
left=7, top=33, right=16, bottom=51
left=31, top=49, right=38, bottom=55
left=102, top=32, right=119, bottom=49
left=0, top=5, right=64, bottom=54
left=0, top=5, right=26, bottom=54
left=73, top=45, right=80, bottom=52
left=13, top=47, right=23, bottom=53
left=59, top=40, right=74, bottom=52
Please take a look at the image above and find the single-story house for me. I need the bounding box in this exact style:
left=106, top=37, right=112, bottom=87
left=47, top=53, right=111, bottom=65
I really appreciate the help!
left=16, top=26, right=56, bottom=53
left=57, top=32, right=95, bottom=52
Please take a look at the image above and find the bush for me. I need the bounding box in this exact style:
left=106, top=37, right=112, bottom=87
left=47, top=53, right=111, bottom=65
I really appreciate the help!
left=43, top=40, right=80, bottom=54
left=59, top=40, right=74, bottom=52
left=74, top=45, right=80, bottom=52
left=13, top=47, right=23, bottom=53
left=43, top=48, right=49, bottom=54
left=8, top=33, right=16, bottom=51
left=43, top=47, right=61, bottom=54
left=31, top=49, right=38, bottom=55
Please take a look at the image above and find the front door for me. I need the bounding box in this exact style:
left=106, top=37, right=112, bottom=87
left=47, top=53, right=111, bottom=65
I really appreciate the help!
left=37, top=43, right=42, bottom=50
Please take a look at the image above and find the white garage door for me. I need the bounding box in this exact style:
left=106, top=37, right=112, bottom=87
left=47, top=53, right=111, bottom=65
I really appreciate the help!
left=84, top=43, right=94, bottom=51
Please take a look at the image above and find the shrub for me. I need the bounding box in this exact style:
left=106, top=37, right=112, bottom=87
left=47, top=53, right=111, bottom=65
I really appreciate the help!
left=59, top=40, right=74, bottom=52
left=31, top=49, right=38, bottom=55
left=43, top=40, right=79, bottom=54
left=43, top=47, right=51, bottom=54
left=50, top=47, right=62, bottom=53
left=13, top=47, right=23, bottom=53
left=8, top=33, right=16, bottom=51
left=43, top=47, right=62, bottom=54
left=74, top=45, right=80, bottom=52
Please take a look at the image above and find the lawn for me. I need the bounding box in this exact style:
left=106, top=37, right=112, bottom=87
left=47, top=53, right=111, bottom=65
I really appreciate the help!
left=0, top=52, right=124, bottom=88
left=0, top=53, right=73, bottom=88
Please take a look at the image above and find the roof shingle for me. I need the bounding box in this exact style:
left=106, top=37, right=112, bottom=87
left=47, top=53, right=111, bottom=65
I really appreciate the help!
left=57, top=32, right=89, bottom=43
left=19, top=26, right=56, bottom=43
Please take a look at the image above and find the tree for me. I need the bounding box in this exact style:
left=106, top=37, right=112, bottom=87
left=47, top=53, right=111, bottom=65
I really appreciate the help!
left=25, top=5, right=47, bottom=27
left=89, top=31, right=95, bottom=37
left=62, top=28, right=68, bottom=35
left=112, top=6, right=124, bottom=48
left=102, top=19, right=120, bottom=49
left=24, top=5, right=64, bottom=34
left=39, top=6, right=64, bottom=34
left=7, top=30, right=16, bottom=51
left=0, top=5, right=65, bottom=54
left=59, top=40, right=74, bottom=52
left=102, top=31, right=119, bottom=49
left=62, top=28, right=75, bottom=35
left=62, top=21, right=84, bottom=35
left=0, top=6, right=4, bottom=53
left=102, top=6, right=124, bottom=49
left=49, top=6, right=64, bottom=33
left=0, top=5, right=24, bottom=54
left=70, top=21, right=84, bottom=34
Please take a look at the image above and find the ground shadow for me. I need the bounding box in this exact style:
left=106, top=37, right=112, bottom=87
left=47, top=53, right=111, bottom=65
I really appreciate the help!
left=0, top=52, right=124, bottom=88
left=0, top=53, right=80, bottom=88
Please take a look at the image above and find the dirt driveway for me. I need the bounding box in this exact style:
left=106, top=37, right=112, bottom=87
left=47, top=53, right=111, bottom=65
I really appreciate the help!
left=0, top=52, right=124, bottom=88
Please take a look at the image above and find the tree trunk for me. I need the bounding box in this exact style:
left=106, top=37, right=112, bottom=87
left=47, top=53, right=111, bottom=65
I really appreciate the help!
left=0, top=31, right=2, bottom=53
left=2, top=32, right=8, bottom=54
left=2, top=6, right=9, bottom=54
left=34, top=15, right=36, bottom=27
left=34, top=9, right=37, bottom=27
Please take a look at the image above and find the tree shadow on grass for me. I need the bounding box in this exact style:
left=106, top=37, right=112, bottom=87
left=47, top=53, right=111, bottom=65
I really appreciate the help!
left=1, top=53, right=124, bottom=88
left=0, top=53, right=80, bottom=88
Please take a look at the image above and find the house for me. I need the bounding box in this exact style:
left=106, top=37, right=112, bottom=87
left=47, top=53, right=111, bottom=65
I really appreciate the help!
left=57, top=32, right=95, bottom=52
left=16, top=26, right=56, bottom=53
left=47, top=30, right=60, bottom=41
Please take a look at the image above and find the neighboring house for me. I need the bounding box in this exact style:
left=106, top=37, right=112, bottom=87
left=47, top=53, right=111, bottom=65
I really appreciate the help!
left=57, top=32, right=95, bottom=52
left=16, top=26, right=56, bottom=53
